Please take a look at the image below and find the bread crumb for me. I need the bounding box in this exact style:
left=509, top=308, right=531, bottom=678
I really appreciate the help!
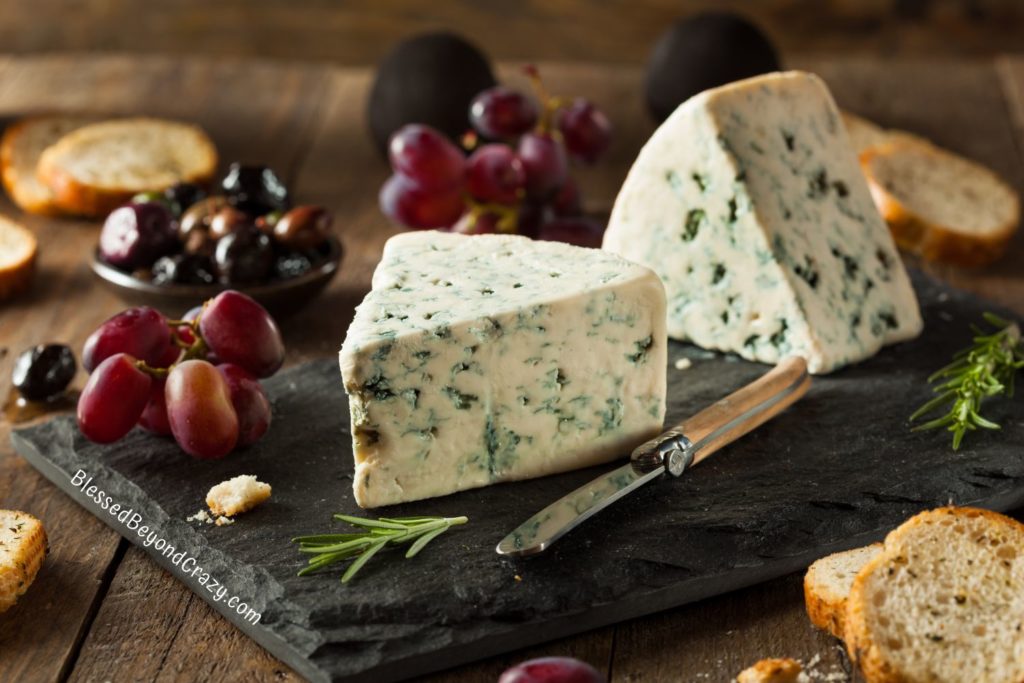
left=737, top=658, right=808, bottom=683
left=674, top=357, right=693, bottom=370
left=186, top=509, right=212, bottom=524
left=513, top=574, right=522, bottom=582
left=206, top=475, right=271, bottom=518
left=215, top=516, right=234, bottom=527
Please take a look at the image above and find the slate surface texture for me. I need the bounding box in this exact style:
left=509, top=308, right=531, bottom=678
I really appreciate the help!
left=12, top=271, right=1024, bottom=683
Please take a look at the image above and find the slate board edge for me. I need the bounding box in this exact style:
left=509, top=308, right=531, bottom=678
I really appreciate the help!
left=13, top=424, right=1024, bottom=683
left=9, top=429, right=329, bottom=683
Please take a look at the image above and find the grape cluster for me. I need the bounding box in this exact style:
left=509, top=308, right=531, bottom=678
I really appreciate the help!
left=77, top=291, right=283, bottom=459
left=379, top=67, right=611, bottom=247
left=99, top=164, right=334, bottom=287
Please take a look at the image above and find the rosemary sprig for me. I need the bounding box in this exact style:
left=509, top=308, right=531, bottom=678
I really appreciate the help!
left=910, top=313, right=1024, bottom=450
left=293, top=514, right=468, bottom=583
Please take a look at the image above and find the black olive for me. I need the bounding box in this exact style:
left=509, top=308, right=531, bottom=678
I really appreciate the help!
left=152, top=254, right=217, bottom=285
left=645, top=12, right=780, bottom=123
left=273, top=206, right=331, bottom=250
left=12, top=344, right=77, bottom=401
left=221, top=163, right=290, bottom=215
left=367, top=31, right=496, bottom=156
left=273, top=251, right=315, bottom=280
left=164, top=182, right=208, bottom=217
left=214, top=227, right=273, bottom=284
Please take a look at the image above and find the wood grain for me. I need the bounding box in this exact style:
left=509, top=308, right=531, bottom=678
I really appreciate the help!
left=0, top=54, right=1022, bottom=683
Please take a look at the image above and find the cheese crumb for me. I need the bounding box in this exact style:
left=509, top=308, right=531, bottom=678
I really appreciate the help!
left=186, top=509, right=212, bottom=524
left=215, top=516, right=235, bottom=527
left=674, top=357, right=693, bottom=370
left=206, top=475, right=272, bottom=518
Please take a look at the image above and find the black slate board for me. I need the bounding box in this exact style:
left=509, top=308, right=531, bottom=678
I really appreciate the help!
left=12, top=271, right=1024, bottom=683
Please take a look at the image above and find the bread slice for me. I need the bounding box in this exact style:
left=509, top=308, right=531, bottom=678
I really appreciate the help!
left=861, top=140, right=1020, bottom=267
left=0, top=510, right=47, bottom=613
left=736, top=658, right=808, bottom=683
left=0, top=215, right=37, bottom=300
left=845, top=507, right=1024, bottom=683
left=37, top=118, right=218, bottom=217
left=0, top=114, right=97, bottom=215
left=206, top=475, right=271, bottom=517
left=841, top=110, right=928, bottom=157
left=805, top=543, right=883, bottom=639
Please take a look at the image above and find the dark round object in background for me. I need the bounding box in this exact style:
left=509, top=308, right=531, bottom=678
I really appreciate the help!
left=152, top=254, right=217, bottom=286
left=221, top=163, right=291, bottom=215
left=12, top=344, right=77, bottom=402
left=367, top=31, right=496, bottom=156
left=214, top=228, right=274, bottom=284
left=164, top=182, right=208, bottom=217
left=645, top=12, right=780, bottom=123
left=98, top=202, right=179, bottom=271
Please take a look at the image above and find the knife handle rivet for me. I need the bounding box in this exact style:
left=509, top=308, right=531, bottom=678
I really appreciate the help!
left=665, top=449, right=689, bottom=477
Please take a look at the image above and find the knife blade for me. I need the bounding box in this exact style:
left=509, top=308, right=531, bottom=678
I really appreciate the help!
left=496, top=355, right=811, bottom=556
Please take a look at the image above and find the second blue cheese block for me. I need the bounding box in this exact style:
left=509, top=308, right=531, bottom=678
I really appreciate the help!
left=340, top=231, right=667, bottom=508
left=603, top=71, right=923, bottom=374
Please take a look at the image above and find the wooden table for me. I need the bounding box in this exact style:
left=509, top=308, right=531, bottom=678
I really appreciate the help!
left=0, top=54, right=1022, bottom=683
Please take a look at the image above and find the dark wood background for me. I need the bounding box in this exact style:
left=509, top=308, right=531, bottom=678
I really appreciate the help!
left=0, top=0, right=1022, bottom=63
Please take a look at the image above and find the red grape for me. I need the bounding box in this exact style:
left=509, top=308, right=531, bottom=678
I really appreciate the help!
left=517, top=132, right=568, bottom=200
left=557, top=99, right=612, bottom=164
left=177, top=305, right=202, bottom=346
left=516, top=201, right=553, bottom=238
left=379, top=173, right=465, bottom=229
left=469, top=86, right=539, bottom=139
left=465, top=144, right=526, bottom=205
left=165, top=360, right=239, bottom=459
left=388, top=124, right=465, bottom=190
left=499, top=657, right=605, bottom=683
left=217, top=363, right=272, bottom=446
left=536, top=217, right=605, bottom=248
left=83, top=307, right=172, bottom=372
left=153, top=342, right=182, bottom=369
left=138, top=377, right=172, bottom=435
left=77, top=353, right=153, bottom=444
left=199, top=291, right=285, bottom=378
left=551, top=177, right=582, bottom=217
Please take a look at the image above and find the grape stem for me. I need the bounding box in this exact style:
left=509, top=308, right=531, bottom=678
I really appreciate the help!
left=133, top=311, right=210, bottom=379
left=523, top=63, right=565, bottom=134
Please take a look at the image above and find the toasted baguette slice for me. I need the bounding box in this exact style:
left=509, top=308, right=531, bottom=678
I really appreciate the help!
left=37, top=118, right=217, bottom=217
left=805, top=543, right=883, bottom=639
left=0, top=114, right=97, bottom=215
left=206, top=475, right=272, bottom=518
left=841, top=110, right=928, bottom=157
left=0, top=215, right=37, bottom=300
left=736, top=658, right=808, bottom=683
left=845, top=507, right=1024, bottom=683
left=861, top=140, right=1020, bottom=267
left=0, top=510, right=47, bottom=613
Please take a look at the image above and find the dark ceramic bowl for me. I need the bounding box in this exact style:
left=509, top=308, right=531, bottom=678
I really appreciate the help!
left=90, top=236, right=343, bottom=318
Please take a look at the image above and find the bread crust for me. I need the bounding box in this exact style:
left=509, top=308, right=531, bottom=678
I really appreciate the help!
left=861, top=141, right=1020, bottom=268
left=0, top=510, right=48, bottom=613
left=36, top=118, right=218, bottom=218
left=804, top=543, right=882, bottom=639
left=737, top=657, right=804, bottom=683
left=1, top=118, right=59, bottom=215
left=0, top=217, right=37, bottom=301
left=844, top=507, right=1024, bottom=683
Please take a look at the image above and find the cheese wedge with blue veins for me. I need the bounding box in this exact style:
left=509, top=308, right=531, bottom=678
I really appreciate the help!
left=340, top=231, right=668, bottom=508
left=603, top=71, right=923, bottom=374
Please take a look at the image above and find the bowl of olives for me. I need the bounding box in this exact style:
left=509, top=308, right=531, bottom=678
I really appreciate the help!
left=90, top=163, right=343, bottom=317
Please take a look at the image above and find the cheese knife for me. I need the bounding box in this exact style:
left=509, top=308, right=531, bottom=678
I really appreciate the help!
left=496, top=355, right=811, bottom=556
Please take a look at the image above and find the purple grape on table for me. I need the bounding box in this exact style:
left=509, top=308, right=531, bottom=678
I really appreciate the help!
left=388, top=125, right=466, bottom=191
left=379, top=173, right=465, bottom=229
left=151, top=254, right=217, bottom=286
left=465, top=144, right=526, bottom=205
left=12, top=344, right=76, bottom=402
left=165, top=360, right=239, bottom=459
left=217, top=363, right=271, bottom=446
left=469, top=86, right=539, bottom=139
left=82, top=306, right=172, bottom=372
left=214, top=227, right=274, bottom=284
left=199, top=291, right=285, bottom=378
left=498, top=657, right=605, bottom=683
left=77, top=353, right=152, bottom=444
left=517, top=132, right=568, bottom=200
left=99, top=202, right=179, bottom=270
left=221, top=163, right=290, bottom=214
left=273, top=206, right=332, bottom=250
left=536, top=217, right=605, bottom=248
left=557, top=98, right=612, bottom=164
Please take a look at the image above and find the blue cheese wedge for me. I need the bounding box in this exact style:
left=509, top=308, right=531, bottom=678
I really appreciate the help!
left=603, top=71, right=923, bottom=374
left=340, top=231, right=667, bottom=508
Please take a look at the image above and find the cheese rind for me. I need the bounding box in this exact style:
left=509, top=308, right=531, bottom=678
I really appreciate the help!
left=340, top=231, right=667, bottom=508
left=603, top=71, right=923, bottom=374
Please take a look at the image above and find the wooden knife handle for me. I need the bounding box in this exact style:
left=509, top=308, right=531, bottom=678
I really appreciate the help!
left=630, top=356, right=811, bottom=475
